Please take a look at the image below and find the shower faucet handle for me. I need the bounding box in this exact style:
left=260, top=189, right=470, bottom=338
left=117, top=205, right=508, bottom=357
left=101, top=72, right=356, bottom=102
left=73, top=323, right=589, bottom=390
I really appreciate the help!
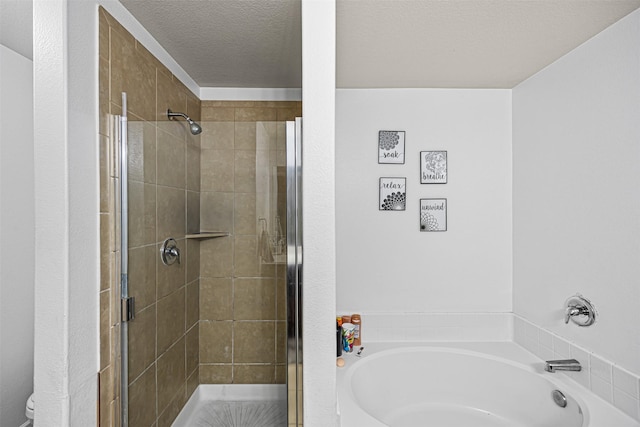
left=565, top=305, right=588, bottom=323
left=564, top=294, right=596, bottom=326
left=160, top=238, right=181, bottom=266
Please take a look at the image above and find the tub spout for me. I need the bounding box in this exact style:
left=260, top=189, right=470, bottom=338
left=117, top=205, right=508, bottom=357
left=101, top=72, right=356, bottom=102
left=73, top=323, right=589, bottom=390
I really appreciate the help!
left=545, top=359, right=581, bottom=373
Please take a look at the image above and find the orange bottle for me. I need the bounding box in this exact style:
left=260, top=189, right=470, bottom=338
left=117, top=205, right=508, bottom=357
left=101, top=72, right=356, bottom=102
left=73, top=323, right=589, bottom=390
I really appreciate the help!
left=352, top=314, right=362, bottom=346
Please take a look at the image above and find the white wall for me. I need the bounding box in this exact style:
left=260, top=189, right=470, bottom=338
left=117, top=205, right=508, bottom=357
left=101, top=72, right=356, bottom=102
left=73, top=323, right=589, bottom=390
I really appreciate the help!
left=336, top=89, right=512, bottom=314
left=0, top=44, right=35, bottom=427
left=33, top=0, right=99, bottom=424
left=301, top=0, right=337, bottom=425
left=513, top=9, right=640, bottom=375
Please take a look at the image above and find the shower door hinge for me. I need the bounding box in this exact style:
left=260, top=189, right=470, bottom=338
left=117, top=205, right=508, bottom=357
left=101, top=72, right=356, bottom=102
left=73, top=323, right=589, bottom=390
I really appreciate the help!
left=121, top=297, right=135, bottom=323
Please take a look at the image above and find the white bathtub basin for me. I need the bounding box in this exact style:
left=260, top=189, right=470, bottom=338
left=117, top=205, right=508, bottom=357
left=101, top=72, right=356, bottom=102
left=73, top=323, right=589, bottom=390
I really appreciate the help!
left=337, top=342, right=640, bottom=427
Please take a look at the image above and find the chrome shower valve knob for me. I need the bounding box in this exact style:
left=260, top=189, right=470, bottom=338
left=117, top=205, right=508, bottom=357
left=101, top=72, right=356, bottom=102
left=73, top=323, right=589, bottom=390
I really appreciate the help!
left=564, top=294, right=596, bottom=327
left=161, top=238, right=181, bottom=266
left=565, top=306, right=588, bottom=323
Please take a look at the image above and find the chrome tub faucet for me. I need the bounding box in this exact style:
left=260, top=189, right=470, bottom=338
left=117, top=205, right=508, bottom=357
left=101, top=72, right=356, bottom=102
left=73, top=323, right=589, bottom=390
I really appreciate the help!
left=545, top=359, right=582, bottom=373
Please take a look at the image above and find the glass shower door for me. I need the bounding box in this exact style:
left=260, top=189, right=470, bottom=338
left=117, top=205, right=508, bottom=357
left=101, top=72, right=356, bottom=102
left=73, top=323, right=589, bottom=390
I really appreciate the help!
left=116, top=97, right=303, bottom=426
left=118, top=91, right=202, bottom=427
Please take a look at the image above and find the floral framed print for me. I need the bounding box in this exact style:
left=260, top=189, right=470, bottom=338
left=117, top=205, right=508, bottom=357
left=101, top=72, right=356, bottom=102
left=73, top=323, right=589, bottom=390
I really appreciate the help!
left=378, top=131, right=405, bottom=164
left=379, top=178, right=406, bottom=211
left=420, top=198, right=447, bottom=231
left=420, top=151, right=447, bottom=184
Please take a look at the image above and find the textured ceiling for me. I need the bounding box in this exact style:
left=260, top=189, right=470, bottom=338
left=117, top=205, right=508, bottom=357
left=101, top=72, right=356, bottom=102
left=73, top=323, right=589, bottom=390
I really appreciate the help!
left=118, top=0, right=302, bottom=88
left=2, top=1, right=639, bottom=89
left=118, top=0, right=640, bottom=89
left=337, top=0, right=640, bottom=88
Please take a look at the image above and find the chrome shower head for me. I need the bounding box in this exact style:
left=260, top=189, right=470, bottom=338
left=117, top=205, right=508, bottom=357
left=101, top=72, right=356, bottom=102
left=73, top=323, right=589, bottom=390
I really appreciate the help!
left=187, top=119, right=202, bottom=135
left=167, top=109, right=203, bottom=135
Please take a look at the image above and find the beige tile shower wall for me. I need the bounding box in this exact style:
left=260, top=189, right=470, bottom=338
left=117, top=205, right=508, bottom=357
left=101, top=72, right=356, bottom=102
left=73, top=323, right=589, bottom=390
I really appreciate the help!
left=99, top=8, right=201, bottom=427
left=199, top=101, right=301, bottom=385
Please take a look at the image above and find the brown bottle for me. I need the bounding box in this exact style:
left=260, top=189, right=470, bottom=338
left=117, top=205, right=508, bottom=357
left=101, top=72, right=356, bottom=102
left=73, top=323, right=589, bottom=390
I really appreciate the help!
left=352, top=314, right=362, bottom=346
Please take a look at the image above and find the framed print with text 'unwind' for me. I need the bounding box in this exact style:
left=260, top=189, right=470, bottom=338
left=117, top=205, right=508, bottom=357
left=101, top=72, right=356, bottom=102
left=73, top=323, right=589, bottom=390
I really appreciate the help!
left=379, top=177, right=406, bottom=211
left=378, top=131, right=405, bottom=164
left=420, top=198, right=447, bottom=231
left=420, top=151, right=447, bottom=184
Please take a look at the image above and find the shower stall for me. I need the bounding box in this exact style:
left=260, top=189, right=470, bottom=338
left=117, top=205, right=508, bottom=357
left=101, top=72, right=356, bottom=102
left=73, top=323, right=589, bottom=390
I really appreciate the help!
left=99, top=10, right=302, bottom=425
left=112, top=95, right=303, bottom=427
left=98, top=6, right=304, bottom=426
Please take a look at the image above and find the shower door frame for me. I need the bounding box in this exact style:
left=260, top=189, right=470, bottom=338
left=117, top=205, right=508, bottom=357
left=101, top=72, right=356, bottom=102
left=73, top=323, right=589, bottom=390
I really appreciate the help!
left=117, top=92, right=131, bottom=427
left=286, top=117, right=303, bottom=426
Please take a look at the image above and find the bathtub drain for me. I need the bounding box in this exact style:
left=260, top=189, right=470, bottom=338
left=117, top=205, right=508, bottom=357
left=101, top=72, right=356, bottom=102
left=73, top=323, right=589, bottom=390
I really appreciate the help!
left=552, top=390, right=568, bottom=408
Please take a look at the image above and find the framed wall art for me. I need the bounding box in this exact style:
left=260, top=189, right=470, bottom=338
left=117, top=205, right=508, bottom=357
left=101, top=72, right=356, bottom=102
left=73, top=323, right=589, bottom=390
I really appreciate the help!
left=420, top=198, right=447, bottom=231
left=378, top=131, right=405, bottom=164
left=420, top=151, right=447, bottom=184
left=379, top=177, right=406, bottom=211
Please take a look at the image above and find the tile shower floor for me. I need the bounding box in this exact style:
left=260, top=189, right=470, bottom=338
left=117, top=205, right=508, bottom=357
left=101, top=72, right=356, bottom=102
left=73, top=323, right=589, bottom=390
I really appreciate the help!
left=172, top=384, right=287, bottom=427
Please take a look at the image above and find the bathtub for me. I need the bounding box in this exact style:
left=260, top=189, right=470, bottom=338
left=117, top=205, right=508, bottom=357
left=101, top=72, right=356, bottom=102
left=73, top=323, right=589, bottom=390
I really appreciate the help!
left=337, top=342, right=640, bottom=427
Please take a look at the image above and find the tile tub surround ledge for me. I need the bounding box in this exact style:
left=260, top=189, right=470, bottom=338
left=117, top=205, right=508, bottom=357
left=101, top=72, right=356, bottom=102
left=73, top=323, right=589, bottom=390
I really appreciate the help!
left=514, top=315, right=640, bottom=421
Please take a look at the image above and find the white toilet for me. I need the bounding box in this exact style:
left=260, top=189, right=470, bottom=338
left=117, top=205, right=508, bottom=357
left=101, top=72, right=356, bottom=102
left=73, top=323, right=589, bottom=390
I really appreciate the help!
left=25, top=393, right=34, bottom=425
